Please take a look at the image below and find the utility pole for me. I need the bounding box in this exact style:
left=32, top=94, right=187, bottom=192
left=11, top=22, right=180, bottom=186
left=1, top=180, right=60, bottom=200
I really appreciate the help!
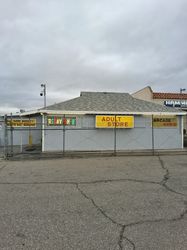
left=40, top=84, right=47, bottom=107
left=179, top=88, right=186, bottom=144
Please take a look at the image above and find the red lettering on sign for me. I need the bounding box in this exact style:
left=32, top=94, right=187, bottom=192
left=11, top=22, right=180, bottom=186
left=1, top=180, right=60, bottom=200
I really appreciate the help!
left=63, top=118, right=67, bottom=125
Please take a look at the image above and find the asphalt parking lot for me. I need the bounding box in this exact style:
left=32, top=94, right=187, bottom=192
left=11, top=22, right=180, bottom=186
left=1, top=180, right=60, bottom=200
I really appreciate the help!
left=0, top=155, right=186, bottom=250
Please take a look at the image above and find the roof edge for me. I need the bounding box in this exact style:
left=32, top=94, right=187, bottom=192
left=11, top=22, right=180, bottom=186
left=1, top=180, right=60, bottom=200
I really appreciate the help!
left=153, top=92, right=187, bottom=99
left=132, top=86, right=153, bottom=95
left=21, top=109, right=186, bottom=116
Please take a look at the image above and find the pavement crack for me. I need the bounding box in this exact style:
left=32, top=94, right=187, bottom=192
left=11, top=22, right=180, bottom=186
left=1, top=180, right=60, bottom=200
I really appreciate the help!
left=118, top=226, right=125, bottom=250
left=76, top=183, right=122, bottom=227
left=80, top=179, right=159, bottom=185
left=122, top=237, right=136, bottom=250
left=162, top=183, right=186, bottom=196
left=0, top=181, right=78, bottom=185
left=0, top=164, right=7, bottom=173
left=158, top=155, right=169, bottom=185
left=0, top=178, right=159, bottom=186
left=125, top=205, right=187, bottom=228
left=76, top=175, right=186, bottom=250
left=76, top=184, right=137, bottom=250
left=172, top=203, right=187, bottom=222
left=158, top=155, right=187, bottom=197
left=118, top=226, right=136, bottom=250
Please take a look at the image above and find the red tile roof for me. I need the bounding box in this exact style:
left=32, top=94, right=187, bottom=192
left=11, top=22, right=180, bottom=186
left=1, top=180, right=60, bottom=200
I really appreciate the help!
left=153, top=92, right=187, bottom=100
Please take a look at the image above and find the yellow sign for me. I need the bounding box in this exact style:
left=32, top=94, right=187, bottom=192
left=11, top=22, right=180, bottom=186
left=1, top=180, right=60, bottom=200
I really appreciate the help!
left=7, top=119, right=36, bottom=127
left=96, top=116, right=134, bottom=128
left=153, top=116, right=178, bottom=127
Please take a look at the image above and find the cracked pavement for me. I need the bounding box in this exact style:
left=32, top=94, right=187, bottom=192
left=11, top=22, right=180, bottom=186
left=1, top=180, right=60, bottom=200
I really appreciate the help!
left=0, top=155, right=186, bottom=249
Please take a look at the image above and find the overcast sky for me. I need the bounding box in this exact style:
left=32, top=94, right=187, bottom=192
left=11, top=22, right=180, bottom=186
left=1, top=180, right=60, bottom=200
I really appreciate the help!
left=0, top=0, right=187, bottom=114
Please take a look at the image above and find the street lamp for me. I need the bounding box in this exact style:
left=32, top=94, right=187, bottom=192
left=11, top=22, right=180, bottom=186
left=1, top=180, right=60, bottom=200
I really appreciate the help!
left=180, top=88, right=186, bottom=108
left=180, top=88, right=186, bottom=94
left=40, top=84, right=47, bottom=108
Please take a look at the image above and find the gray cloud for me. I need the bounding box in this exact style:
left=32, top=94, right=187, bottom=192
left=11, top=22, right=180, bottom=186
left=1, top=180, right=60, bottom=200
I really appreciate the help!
left=0, top=0, right=187, bottom=114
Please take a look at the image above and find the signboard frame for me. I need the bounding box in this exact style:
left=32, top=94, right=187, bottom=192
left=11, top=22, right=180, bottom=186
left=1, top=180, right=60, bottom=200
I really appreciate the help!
left=152, top=115, right=178, bottom=128
left=6, top=119, right=36, bottom=127
left=95, top=115, right=134, bottom=129
left=47, top=116, right=76, bottom=126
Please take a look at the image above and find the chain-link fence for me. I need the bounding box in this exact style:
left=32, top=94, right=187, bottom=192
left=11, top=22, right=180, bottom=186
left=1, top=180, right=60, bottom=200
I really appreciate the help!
left=1, top=114, right=185, bottom=159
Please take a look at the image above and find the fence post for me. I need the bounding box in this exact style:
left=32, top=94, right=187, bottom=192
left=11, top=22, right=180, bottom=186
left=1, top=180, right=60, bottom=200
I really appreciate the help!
left=20, top=115, right=23, bottom=153
left=181, top=115, right=184, bottom=148
left=152, top=115, right=155, bottom=155
left=28, top=116, right=33, bottom=146
left=4, top=115, right=8, bottom=159
left=10, top=113, right=13, bottom=157
left=114, top=115, right=117, bottom=156
left=41, top=114, right=45, bottom=152
left=63, top=115, right=65, bottom=155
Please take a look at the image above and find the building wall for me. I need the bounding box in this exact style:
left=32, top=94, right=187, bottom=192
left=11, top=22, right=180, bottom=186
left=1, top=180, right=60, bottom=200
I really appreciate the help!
left=0, top=116, right=42, bottom=147
left=132, top=87, right=187, bottom=132
left=43, top=114, right=183, bottom=151
left=132, top=87, right=187, bottom=109
left=132, top=86, right=153, bottom=101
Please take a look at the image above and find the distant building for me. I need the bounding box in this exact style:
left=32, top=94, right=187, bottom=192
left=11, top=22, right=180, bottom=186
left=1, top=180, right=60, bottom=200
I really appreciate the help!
left=132, top=86, right=187, bottom=133
left=132, top=86, right=187, bottom=109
